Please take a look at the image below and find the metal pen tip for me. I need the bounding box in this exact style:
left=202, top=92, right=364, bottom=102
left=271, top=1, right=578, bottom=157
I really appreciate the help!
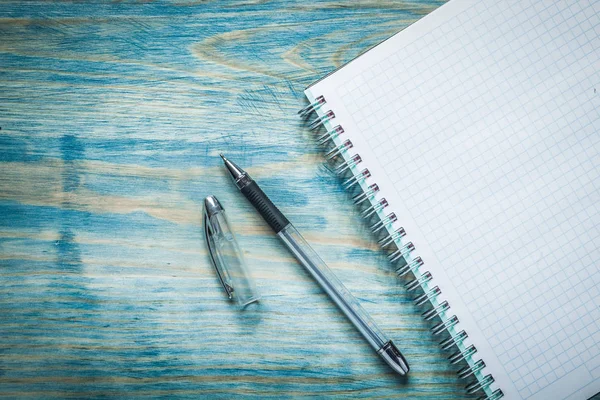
left=220, top=153, right=247, bottom=187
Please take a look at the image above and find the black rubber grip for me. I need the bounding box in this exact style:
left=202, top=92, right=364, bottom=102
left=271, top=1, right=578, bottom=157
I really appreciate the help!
left=241, top=181, right=290, bottom=233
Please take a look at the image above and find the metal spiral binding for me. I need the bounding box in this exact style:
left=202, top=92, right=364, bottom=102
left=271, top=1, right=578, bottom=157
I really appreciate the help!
left=334, top=154, right=362, bottom=175
left=450, top=344, right=477, bottom=365
left=317, top=125, right=344, bottom=145
left=405, top=271, right=432, bottom=291
left=414, top=285, right=441, bottom=306
left=441, top=330, right=468, bottom=350
left=378, top=227, right=405, bottom=248
left=458, top=359, right=485, bottom=379
left=309, top=110, right=335, bottom=130
left=299, top=97, right=502, bottom=400
left=389, top=242, right=415, bottom=262
left=353, top=183, right=378, bottom=205
left=467, top=375, right=495, bottom=394
left=480, top=389, right=504, bottom=400
left=361, top=198, right=387, bottom=219
left=343, top=169, right=370, bottom=190
left=298, top=95, right=326, bottom=118
left=396, top=256, right=423, bottom=277
left=432, top=315, right=459, bottom=335
left=370, top=213, right=396, bottom=234
left=325, top=139, right=353, bottom=160
left=422, top=300, right=449, bottom=321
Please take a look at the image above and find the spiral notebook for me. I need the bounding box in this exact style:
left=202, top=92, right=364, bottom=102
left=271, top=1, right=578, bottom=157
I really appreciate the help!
left=300, top=0, right=600, bottom=399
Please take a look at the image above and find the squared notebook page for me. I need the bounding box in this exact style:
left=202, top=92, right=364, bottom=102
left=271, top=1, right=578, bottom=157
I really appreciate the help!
left=305, top=1, right=600, bottom=399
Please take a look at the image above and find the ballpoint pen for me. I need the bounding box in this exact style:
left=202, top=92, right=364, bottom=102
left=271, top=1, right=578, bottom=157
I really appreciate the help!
left=220, top=154, right=409, bottom=376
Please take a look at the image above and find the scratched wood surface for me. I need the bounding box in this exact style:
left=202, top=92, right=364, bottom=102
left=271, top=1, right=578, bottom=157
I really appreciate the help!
left=0, top=0, right=493, bottom=398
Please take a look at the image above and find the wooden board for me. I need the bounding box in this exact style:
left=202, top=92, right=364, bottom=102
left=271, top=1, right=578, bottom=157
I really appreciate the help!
left=0, top=0, right=500, bottom=398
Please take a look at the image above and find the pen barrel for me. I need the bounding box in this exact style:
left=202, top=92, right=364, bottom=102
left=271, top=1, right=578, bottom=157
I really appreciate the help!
left=278, top=224, right=388, bottom=351
left=241, top=181, right=290, bottom=233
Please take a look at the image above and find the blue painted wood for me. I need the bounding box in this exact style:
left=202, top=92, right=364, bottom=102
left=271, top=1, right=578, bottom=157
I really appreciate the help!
left=0, top=1, right=495, bottom=398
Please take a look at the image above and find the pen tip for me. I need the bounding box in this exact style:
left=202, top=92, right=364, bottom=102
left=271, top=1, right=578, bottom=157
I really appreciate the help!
left=219, top=153, right=226, bottom=161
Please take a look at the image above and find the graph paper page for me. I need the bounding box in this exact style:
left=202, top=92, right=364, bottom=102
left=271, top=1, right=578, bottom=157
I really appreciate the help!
left=306, top=1, right=600, bottom=399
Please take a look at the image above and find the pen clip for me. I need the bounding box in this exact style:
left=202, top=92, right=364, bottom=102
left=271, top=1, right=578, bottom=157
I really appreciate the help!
left=203, top=202, right=235, bottom=299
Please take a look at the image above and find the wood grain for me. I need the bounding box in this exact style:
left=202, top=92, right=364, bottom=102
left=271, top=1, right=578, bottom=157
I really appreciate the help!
left=0, top=0, right=494, bottom=398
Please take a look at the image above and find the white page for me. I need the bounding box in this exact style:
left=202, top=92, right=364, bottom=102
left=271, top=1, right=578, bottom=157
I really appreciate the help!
left=306, top=1, right=600, bottom=399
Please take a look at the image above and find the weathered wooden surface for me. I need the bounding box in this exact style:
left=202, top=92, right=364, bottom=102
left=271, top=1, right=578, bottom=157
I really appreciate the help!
left=0, top=1, right=490, bottom=398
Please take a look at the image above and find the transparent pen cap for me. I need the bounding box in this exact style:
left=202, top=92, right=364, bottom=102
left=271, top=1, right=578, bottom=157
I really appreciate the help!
left=203, top=195, right=260, bottom=308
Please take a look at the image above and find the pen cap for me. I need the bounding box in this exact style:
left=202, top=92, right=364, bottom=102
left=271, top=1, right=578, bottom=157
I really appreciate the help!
left=203, top=195, right=260, bottom=308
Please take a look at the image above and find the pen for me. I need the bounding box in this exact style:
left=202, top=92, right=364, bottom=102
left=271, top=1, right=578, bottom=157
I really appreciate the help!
left=220, top=154, right=409, bottom=376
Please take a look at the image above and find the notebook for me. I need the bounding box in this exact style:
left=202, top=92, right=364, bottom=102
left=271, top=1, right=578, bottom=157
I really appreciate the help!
left=300, top=0, right=600, bottom=399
